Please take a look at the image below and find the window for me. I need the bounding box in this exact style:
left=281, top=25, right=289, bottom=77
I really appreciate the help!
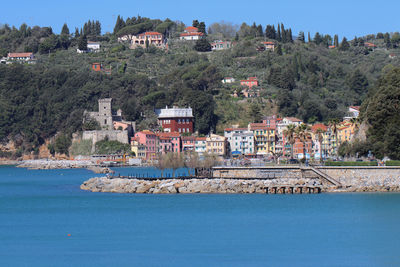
left=104, top=119, right=107, bottom=124
left=187, top=128, right=189, bottom=132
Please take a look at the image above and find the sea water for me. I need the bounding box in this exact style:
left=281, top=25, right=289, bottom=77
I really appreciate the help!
left=1, top=166, right=400, bottom=266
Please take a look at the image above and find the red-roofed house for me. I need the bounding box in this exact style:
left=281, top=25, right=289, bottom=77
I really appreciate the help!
left=263, top=41, right=275, bottom=51
left=157, top=132, right=181, bottom=154
left=182, top=136, right=196, bottom=152
left=180, top=27, right=204, bottom=40
left=7, top=52, right=34, bottom=62
left=364, top=42, right=377, bottom=49
left=240, top=77, right=259, bottom=88
left=130, top=32, right=164, bottom=49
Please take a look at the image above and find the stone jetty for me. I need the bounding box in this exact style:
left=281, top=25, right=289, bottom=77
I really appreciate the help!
left=80, top=177, right=324, bottom=194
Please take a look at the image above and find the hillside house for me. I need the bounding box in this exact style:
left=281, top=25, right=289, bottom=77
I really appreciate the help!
left=6, top=52, right=35, bottom=64
left=240, top=77, right=258, bottom=88
left=130, top=32, right=164, bottom=49
left=211, top=40, right=234, bottom=51
left=222, top=77, right=235, bottom=84
left=87, top=41, right=100, bottom=52
left=343, top=106, right=360, bottom=120
left=180, top=26, right=204, bottom=40
left=263, top=42, right=275, bottom=51
left=156, top=106, right=194, bottom=134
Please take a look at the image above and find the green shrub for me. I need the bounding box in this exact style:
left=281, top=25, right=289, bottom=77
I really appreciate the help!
left=385, top=160, right=400, bottom=166
left=325, top=161, right=377, bottom=166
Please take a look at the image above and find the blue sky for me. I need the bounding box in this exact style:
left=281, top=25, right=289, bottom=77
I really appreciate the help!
left=2, top=0, right=399, bottom=38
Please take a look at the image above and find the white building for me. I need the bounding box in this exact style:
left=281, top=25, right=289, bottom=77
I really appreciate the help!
left=224, top=128, right=254, bottom=156
left=343, top=106, right=360, bottom=120
left=222, top=77, right=235, bottom=84
left=180, top=26, right=204, bottom=40
left=87, top=41, right=100, bottom=52
left=211, top=40, right=234, bottom=51
left=195, top=137, right=207, bottom=156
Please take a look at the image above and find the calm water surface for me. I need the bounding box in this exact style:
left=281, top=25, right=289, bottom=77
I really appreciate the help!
left=1, top=166, right=400, bottom=266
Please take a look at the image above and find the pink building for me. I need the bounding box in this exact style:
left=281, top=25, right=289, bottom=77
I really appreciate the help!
left=240, top=77, right=259, bottom=88
left=135, top=130, right=157, bottom=160
left=157, top=132, right=181, bottom=153
left=182, top=136, right=195, bottom=152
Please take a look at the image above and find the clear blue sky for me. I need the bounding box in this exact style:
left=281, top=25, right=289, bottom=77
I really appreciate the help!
left=2, top=0, right=399, bottom=38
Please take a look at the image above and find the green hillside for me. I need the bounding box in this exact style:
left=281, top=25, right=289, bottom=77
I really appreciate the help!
left=1, top=18, right=400, bottom=156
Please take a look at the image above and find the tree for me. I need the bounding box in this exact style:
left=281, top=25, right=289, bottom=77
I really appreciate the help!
left=283, top=124, right=296, bottom=158
left=249, top=103, right=262, bottom=122
left=78, top=34, right=87, bottom=51
left=207, top=21, right=238, bottom=38
left=54, top=134, right=71, bottom=156
left=192, top=20, right=199, bottom=28
left=346, top=69, right=368, bottom=95
left=297, top=31, right=305, bottom=43
left=113, top=15, right=126, bottom=34
left=275, top=44, right=282, bottom=55
left=308, top=32, right=311, bottom=43
left=265, top=25, right=276, bottom=39
left=74, top=27, right=80, bottom=37
left=61, top=23, right=70, bottom=35
left=194, top=38, right=211, bottom=52
left=277, top=24, right=281, bottom=42
left=184, top=151, right=200, bottom=176
left=339, top=37, right=350, bottom=51
left=315, top=128, right=326, bottom=162
left=314, top=32, right=322, bottom=45
left=329, top=119, right=340, bottom=155
left=197, top=22, right=206, bottom=34
left=334, top=34, right=339, bottom=47
left=295, top=124, right=311, bottom=160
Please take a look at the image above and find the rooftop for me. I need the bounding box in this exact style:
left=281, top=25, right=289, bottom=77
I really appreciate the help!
left=156, top=106, right=193, bottom=118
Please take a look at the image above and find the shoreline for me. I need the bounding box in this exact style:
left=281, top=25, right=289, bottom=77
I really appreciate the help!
left=80, top=177, right=400, bottom=194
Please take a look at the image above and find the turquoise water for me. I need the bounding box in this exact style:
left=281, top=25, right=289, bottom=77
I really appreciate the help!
left=1, top=166, right=400, bottom=266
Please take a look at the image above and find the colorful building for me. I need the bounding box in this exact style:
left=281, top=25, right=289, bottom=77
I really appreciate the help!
left=182, top=136, right=196, bottom=152
left=195, top=137, right=207, bottom=156
left=206, top=134, right=227, bottom=157
left=157, top=106, right=194, bottom=134
left=130, top=32, right=164, bottom=49
left=180, top=27, right=204, bottom=40
left=248, top=123, right=276, bottom=156
left=157, top=132, right=181, bottom=154
left=134, top=130, right=157, bottom=160
left=130, top=137, right=146, bottom=159
left=240, top=77, right=259, bottom=88
left=211, top=40, right=235, bottom=51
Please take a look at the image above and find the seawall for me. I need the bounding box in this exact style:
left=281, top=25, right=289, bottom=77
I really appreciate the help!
left=81, top=166, right=400, bottom=194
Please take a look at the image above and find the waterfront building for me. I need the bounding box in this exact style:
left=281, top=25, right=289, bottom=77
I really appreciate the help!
left=248, top=123, right=276, bottom=156
left=195, top=137, right=207, bottom=156
left=156, top=106, right=194, bottom=133
left=134, top=130, right=157, bottom=160
left=130, top=137, right=146, bottom=159
left=157, top=132, right=181, bottom=154
left=206, top=134, right=227, bottom=157
left=182, top=136, right=196, bottom=152
left=224, top=128, right=254, bottom=156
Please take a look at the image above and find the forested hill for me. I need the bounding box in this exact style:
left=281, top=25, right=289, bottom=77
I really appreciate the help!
left=0, top=17, right=400, bottom=156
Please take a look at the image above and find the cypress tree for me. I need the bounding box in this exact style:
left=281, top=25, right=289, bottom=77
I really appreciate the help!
left=339, top=37, right=350, bottom=51
left=192, top=20, right=199, bottom=28
left=257, top=24, right=263, bottom=37
left=61, top=23, right=69, bottom=35
left=198, top=22, right=206, bottom=34
left=308, top=32, right=311, bottom=43
left=271, top=25, right=276, bottom=39
left=297, top=31, right=305, bottom=43
left=78, top=34, right=87, bottom=51
left=276, top=44, right=282, bottom=55
left=288, top=28, right=293, bottom=42
left=277, top=24, right=281, bottom=42
left=113, top=15, right=125, bottom=34
left=75, top=27, right=80, bottom=37
left=334, top=34, right=339, bottom=47
left=281, top=23, right=286, bottom=42
left=314, top=32, right=322, bottom=45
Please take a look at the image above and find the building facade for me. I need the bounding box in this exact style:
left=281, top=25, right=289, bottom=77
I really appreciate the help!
left=130, top=32, right=164, bottom=49
left=206, top=134, right=227, bottom=157
left=157, top=106, right=194, bottom=133
left=180, top=26, right=204, bottom=40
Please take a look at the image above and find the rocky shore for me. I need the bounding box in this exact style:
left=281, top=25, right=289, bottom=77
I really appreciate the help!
left=80, top=176, right=400, bottom=194
left=18, top=159, right=96, bottom=169
left=80, top=177, right=325, bottom=194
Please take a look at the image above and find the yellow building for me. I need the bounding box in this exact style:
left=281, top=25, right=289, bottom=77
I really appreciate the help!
left=206, top=134, right=227, bottom=156
left=130, top=137, right=146, bottom=159
left=337, top=121, right=356, bottom=144
left=248, top=123, right=276, bottom=155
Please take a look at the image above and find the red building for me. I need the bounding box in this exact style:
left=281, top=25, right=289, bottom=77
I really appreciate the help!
left=157, top=132, right=181, bottom=153
left=157, top=106, right=194, bottom=134
left=240, top=77, right=259, bottom=88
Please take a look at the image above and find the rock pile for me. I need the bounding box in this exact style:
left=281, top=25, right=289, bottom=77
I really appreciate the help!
left=80, top=177, right=322, bottom=194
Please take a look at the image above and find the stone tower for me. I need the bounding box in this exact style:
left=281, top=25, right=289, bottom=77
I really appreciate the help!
left=97, top=98, right=113, bottom=130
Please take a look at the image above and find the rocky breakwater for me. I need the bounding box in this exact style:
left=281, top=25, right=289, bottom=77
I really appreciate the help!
left=18, top=159, right=96, bottom=169
left=80, top=177, right=323, bottom=194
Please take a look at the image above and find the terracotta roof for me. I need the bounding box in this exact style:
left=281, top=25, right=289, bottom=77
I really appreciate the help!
left=182, top=136, right=196, bottom=141
left=285, top=117, right=302, bottom=122
left=249, top=123, right=275, bottom=130
left=311, top=123, right=328, bottom=132
left=329, top=45, right=336, bottom=48
left=7, top=52, right=33, bottom=58
left=224, top=128, right=247, bottom=131
left=138, top=31, right=162, bottom=36
left=365, top=42, right=376, bottom=47
left=195, top=137, right=207, bottom=141
left=185, top=26, right=199, bottom=31
left=350, top=106, right=360, bottom=111
left=87, top=41, right=100, bottom=44
left=157, top=132, right=180, bottom=138
left=263, top=42, right=275, bottom=45
left=180, top=32, right=204, bottom=37
left=140, top=130, right=155, bottom=135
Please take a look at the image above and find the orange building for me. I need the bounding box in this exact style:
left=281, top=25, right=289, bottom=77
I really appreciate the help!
left=240, top=77, right=259, bottom=88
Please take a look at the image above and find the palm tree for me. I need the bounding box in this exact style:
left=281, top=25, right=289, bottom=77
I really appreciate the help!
left=283, top=124, right=296, bottom=159
left=329, top=118, right=340, bottom=156
left=295, top=124, right=311, bottom=160
left=315, top=128, right=326, bottom=163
